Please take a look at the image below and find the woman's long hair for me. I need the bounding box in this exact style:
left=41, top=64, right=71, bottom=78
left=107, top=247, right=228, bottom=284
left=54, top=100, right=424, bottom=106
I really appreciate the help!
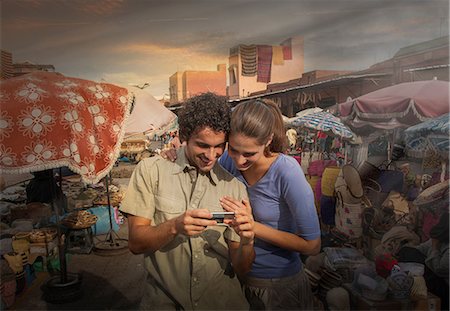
left=231, top=98, right=287, bottom=156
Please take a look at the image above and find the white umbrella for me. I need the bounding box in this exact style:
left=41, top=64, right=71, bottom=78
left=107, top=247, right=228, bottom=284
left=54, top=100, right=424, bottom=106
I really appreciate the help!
left=124, top=86, right=177, bottom=138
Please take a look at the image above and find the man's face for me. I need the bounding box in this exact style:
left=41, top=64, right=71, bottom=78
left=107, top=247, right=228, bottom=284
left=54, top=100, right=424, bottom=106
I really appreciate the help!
left=184, top=127, right=226, bottom=173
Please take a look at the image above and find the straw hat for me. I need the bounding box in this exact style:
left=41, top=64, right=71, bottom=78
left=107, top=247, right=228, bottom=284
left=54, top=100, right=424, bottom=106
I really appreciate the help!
left=342, top=165, right=363, bottom=198
left=413, top=180, right=449, bottom=209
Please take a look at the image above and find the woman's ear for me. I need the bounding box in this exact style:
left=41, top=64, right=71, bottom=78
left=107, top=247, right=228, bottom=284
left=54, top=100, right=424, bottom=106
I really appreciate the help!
left=266, top=133, right=274, bottom=147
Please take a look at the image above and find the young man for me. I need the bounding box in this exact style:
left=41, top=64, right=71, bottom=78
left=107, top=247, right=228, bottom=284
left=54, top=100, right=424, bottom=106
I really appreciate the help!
left=120, top=93, right=255, bottom=310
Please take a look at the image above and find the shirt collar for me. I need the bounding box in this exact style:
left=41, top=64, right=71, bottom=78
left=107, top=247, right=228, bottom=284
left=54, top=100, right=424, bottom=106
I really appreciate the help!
left=173, top=146, right=219, bottom=185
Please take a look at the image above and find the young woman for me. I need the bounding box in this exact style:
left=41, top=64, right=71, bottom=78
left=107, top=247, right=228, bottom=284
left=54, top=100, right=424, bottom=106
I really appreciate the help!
left=219, top=98, right=321, bottom=310
left=162, top=98, right=321, bottom=309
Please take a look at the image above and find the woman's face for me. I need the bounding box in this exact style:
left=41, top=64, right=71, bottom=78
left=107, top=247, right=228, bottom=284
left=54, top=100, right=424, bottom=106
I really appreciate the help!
left=228, top=133, right=266, bottom=171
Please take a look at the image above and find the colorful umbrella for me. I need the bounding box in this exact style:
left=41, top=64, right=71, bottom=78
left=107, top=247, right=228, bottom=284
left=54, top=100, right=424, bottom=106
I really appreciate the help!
left=404, top=113, right=449, bottom=158
left=0, top=72, right=134, bottom=184
left=0, top=71, right=134, bottom=297
left=290, top=110, right=354, bottom=140
left=339, top=80, right=450, bottom=136
left=296, top=107, right=323, bottom=118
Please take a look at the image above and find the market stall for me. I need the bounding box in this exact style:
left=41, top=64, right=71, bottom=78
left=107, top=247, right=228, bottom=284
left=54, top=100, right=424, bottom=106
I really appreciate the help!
left=0, top=71, right=133, bottom=304
left=339, top=80, right=450, bottom=166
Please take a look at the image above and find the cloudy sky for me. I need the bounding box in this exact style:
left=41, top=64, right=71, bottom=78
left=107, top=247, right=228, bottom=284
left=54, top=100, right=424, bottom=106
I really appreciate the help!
left=2, top=0, right=449, bottom=98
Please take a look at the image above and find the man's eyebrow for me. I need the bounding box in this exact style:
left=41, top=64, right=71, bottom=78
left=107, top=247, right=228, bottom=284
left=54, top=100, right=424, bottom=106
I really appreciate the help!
left=197, top=141, right=226, bottom=147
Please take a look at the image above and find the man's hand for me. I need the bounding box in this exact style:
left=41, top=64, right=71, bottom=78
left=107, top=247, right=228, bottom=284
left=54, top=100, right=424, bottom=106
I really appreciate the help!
left=220, top=196, right=255, bottom=245
left=174, top=209, right=217, bottom=236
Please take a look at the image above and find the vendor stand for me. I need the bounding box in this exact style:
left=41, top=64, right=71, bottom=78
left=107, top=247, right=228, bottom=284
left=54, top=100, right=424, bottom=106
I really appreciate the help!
left=0, top=71, right=133, bottom=303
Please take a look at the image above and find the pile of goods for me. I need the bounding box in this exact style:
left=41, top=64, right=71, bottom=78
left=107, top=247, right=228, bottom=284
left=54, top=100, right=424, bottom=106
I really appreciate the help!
left=29, top=228, right=58, bottom=243
left=62, top=210, right=98, bottom=229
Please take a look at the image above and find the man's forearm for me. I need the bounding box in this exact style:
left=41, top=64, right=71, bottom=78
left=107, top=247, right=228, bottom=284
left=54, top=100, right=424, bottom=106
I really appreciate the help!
left=128, top=218, right=178, bottom=254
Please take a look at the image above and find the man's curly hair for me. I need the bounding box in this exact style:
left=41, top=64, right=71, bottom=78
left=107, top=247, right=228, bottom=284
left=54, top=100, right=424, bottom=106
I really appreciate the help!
left=178, top=92, right=231, bottom=142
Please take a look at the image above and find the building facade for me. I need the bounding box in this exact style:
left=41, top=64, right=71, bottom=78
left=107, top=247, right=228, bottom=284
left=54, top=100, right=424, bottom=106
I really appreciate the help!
left=1, top=50, right=13, bottom=80
left=229, top=36, right=449, bottom=117
left=228, top=36, right=304, bottom=99
left=1, top=51, right=56, bottom=80
left=169, top=64, right=226, bottom=104
left=12, top=61, right=55, bottom=77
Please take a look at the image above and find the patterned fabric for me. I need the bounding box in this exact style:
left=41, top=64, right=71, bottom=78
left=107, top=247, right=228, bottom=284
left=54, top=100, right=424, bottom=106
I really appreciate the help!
left=281, top=38, right=292, bottom=60
left=257, top=45, right=273, bottom=83
left=291, top=111, right=355, bottom=140
left=0, top=72, right=133, bottom=184
left=335, top=201, right=363, bottom=238
left=404, top=113, right=449, bottom=158
left=239, top=45, right=257, bottom=76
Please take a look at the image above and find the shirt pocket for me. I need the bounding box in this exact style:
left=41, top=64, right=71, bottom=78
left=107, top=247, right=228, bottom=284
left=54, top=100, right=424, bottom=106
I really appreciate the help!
left=199, top=200, right=223, bottom=213
left=154, top=194, right=185, bottom=223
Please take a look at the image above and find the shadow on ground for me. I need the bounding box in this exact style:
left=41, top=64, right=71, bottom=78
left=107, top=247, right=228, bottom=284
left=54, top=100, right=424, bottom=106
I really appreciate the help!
left=44, top=271, right=140, bottom=310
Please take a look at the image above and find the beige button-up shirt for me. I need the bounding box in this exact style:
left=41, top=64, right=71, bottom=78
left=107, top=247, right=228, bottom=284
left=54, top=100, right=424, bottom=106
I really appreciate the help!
left=120, top=147, right=249, bottom=310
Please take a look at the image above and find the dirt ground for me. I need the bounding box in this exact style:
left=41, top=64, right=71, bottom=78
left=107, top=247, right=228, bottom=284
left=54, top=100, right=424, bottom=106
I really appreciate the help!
left=11, top=220, right=146, bottom=310
left=6, top=164, right=145, bottom=310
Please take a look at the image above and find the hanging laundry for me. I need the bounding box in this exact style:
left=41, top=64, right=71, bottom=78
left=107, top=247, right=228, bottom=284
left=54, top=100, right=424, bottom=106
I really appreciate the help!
left=281, top=38, right=292, bottom=60
left=272, top=46, right=284, bottom=65
left=257, top=45, right=273, bottom=83
left=239, top=45, right=257, bottom=76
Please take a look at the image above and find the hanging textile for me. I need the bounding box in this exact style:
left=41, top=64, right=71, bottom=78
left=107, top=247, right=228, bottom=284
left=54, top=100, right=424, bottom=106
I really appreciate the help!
left=239, top=45, right=257, bottom=76
left=272, top=46, right=284, bottom=65
left=281, top=38, right=292, bottom=60
left=257, top=45, right=273, bottom=83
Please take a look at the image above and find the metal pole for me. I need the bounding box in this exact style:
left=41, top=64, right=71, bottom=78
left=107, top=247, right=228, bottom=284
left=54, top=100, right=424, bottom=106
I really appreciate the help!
left=104, top=175, right=113, bottom=233
left=49, top=169, right=67, bottom=284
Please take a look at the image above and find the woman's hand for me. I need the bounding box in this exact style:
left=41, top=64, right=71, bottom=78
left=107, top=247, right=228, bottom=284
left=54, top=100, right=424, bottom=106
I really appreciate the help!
left=220, top=196, right=254, bottom=245
left=220, top=196, right=250, bottom=213
left=160, top=148, right=177, bottom=162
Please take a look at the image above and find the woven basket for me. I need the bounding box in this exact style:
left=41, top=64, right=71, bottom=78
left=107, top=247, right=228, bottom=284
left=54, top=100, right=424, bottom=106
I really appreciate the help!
left=363, top=178, right=388, bottom=209
left=29, top=228, right=57, bottom=243
left=11, top=239, right=29, bottom=254
left=321, top=166, right=340, bottom=196
left=13, top=232, right=30, bottom=241
left=62, top=210, right=98, bottom=229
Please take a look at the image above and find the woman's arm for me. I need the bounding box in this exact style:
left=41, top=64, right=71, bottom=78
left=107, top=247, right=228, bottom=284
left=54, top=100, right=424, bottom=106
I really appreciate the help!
left=254, top=221, right=320, bottom=255
left=220, top=196, right=320, bottom=256
left=226, top=199, right=256, bottom=277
